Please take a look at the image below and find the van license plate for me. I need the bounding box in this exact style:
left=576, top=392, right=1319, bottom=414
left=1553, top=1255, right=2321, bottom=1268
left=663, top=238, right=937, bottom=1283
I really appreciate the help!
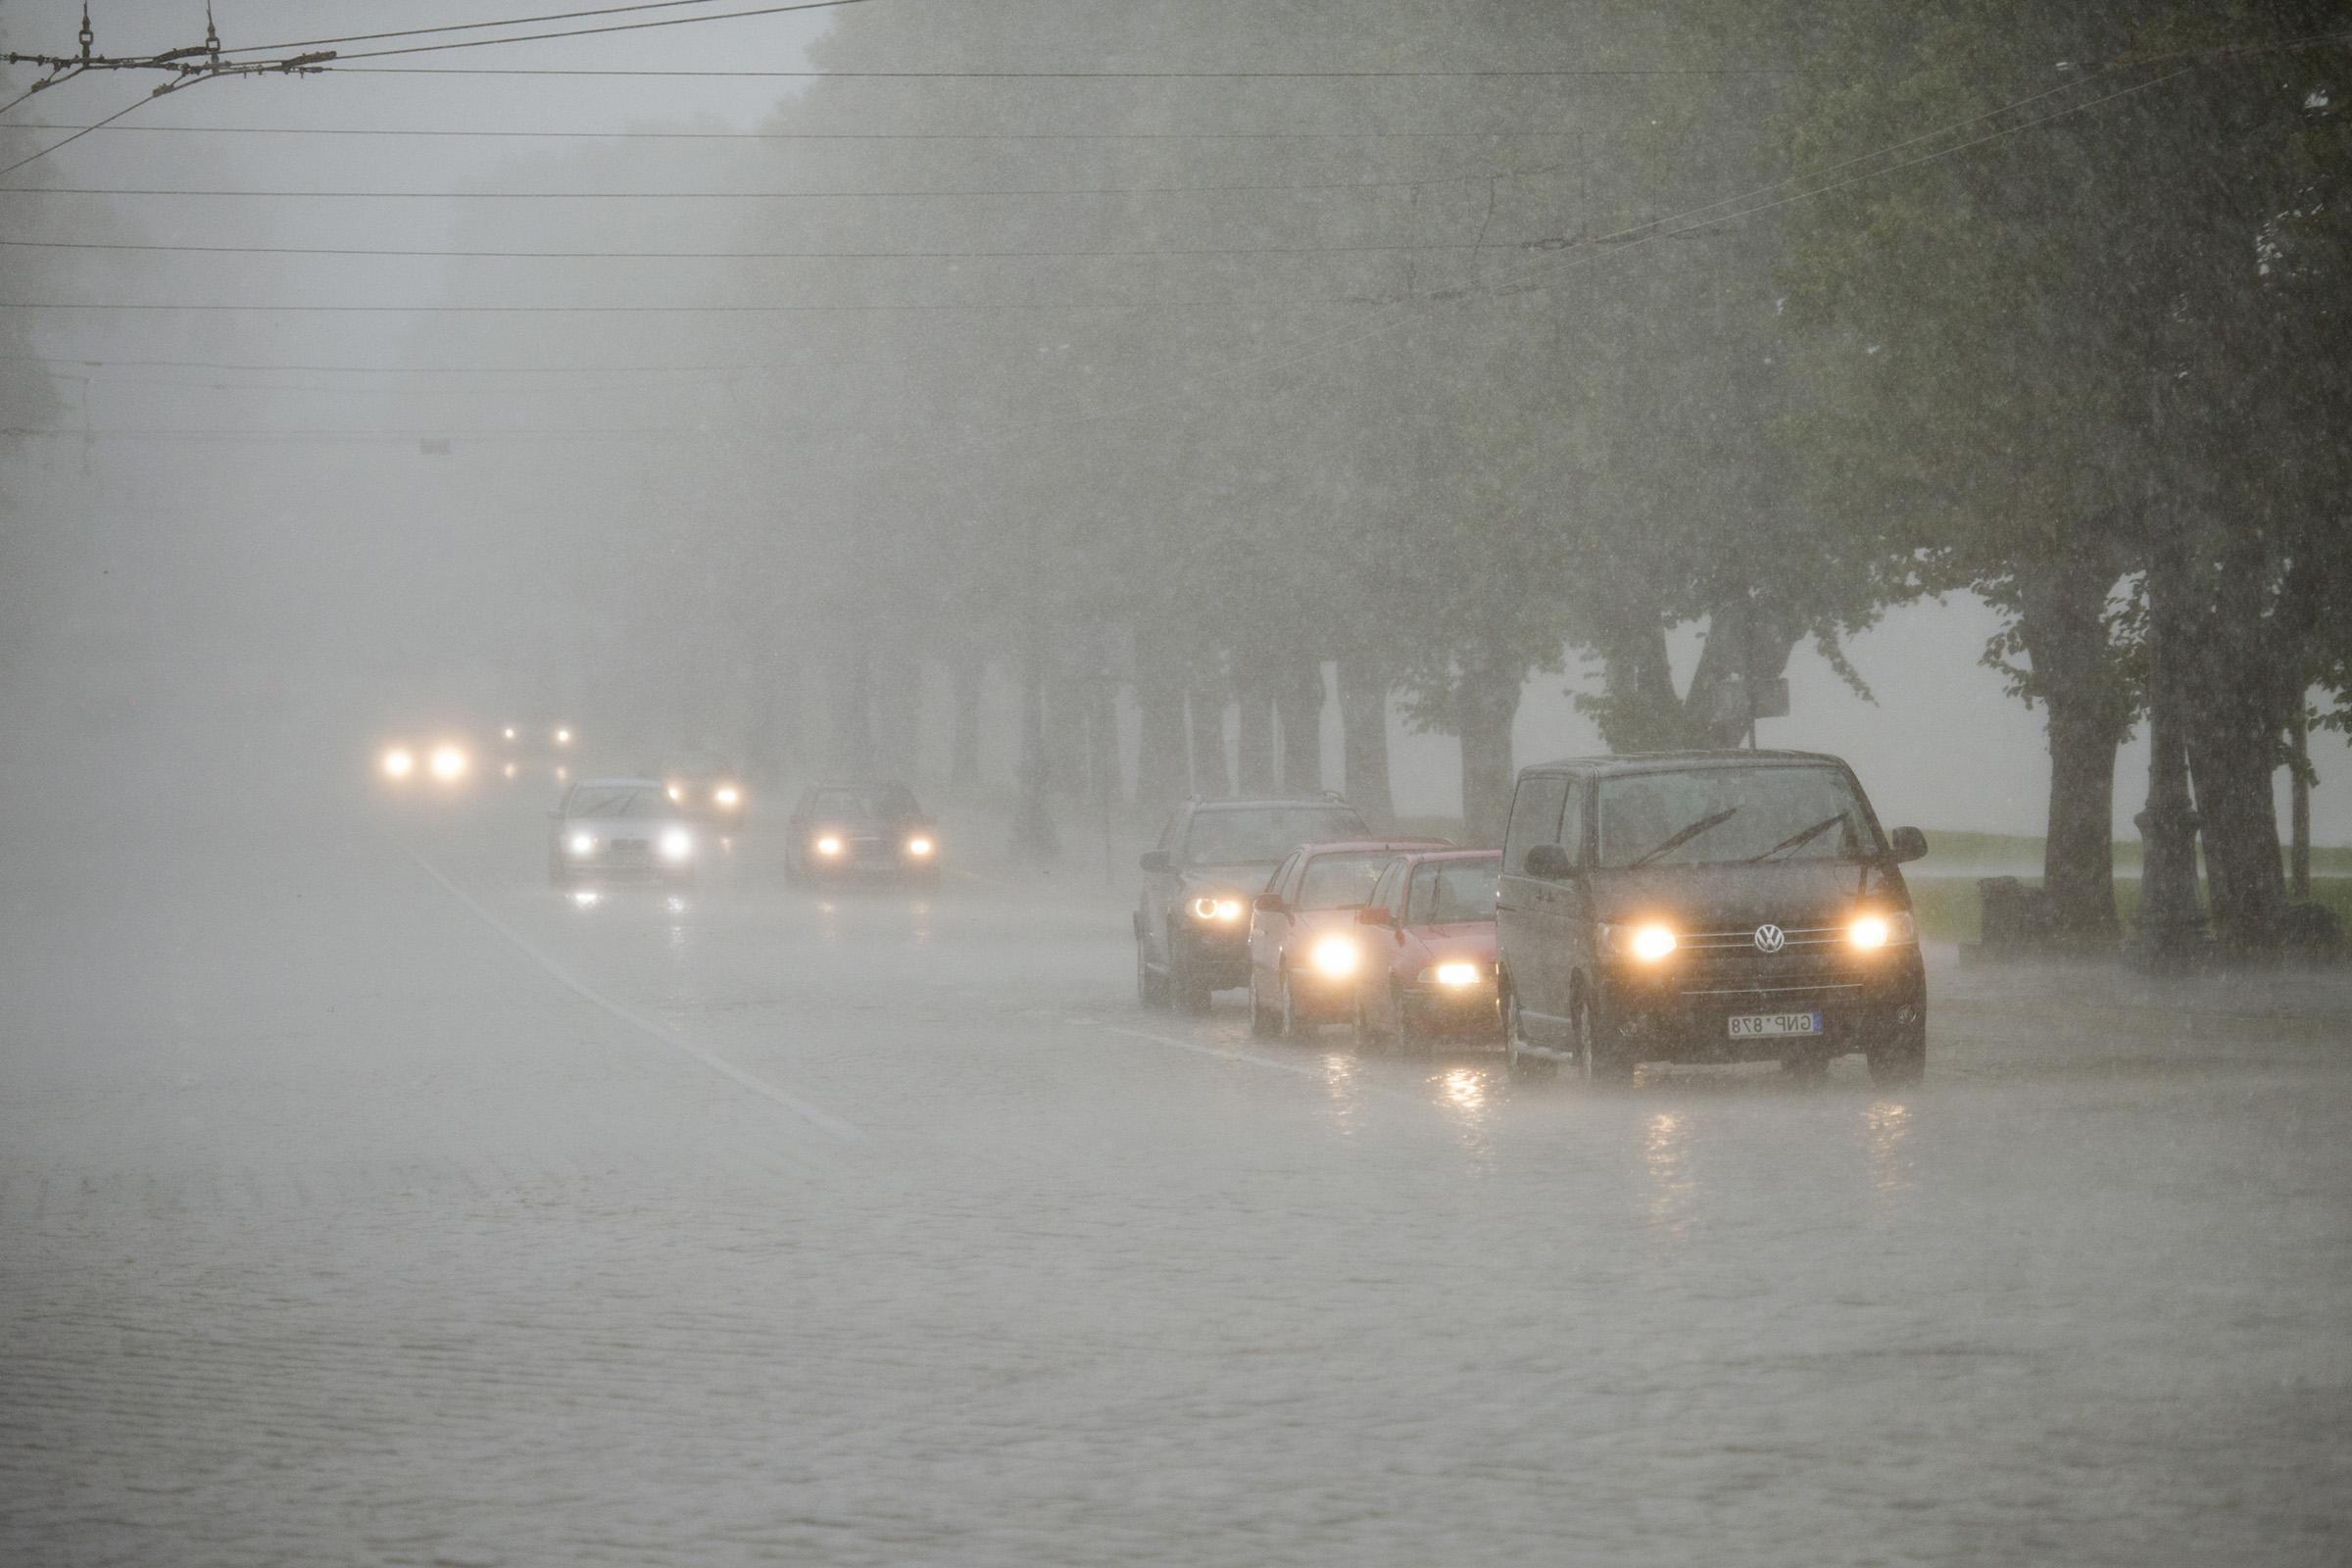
left=1729, top=1011, right=1823, bottom=1039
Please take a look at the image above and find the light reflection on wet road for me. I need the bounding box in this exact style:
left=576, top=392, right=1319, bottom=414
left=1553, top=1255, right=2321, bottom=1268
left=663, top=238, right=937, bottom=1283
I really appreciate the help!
left=3, top=797, right=2348, bottom=1567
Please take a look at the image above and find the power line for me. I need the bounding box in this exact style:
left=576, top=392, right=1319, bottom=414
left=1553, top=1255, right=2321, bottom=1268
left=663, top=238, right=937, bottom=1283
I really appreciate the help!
left=0, top=166, right=1555, bottom=200
left=2, top=352, right=766, bottom=375
left=0, top=83, right=190, bottom=177
left=0, top=297, right=1400, bottom=315
left=215, top=0, right=770, bottom=56
left=4, top=122, right=1579, bottom=141
left=299, top=1, right=875, bottom=64
left=328, top=64, right=1810, bottom=78
left=0, top=236, right=1527, bottom=261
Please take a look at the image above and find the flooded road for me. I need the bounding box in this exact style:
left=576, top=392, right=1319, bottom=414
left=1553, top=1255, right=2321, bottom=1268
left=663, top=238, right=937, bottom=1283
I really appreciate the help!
left=5, top=789, right=2348, bottom=1566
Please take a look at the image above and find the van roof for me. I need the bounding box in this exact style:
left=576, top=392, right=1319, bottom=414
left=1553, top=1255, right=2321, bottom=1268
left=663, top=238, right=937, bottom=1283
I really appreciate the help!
left=1519, top=749, right=1845, bottom=775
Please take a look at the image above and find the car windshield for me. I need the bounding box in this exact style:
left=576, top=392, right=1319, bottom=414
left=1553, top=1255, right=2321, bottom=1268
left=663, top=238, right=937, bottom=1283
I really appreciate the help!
left=1595, top=766, right=1877, bottom=868
left=566, top=786, right=673, bottom=819
left=1182, top=806, right=1365, bottom=865
left=1407, top=858, right=1500, bottom=924
left=808, top=786, right=919, bottom=823
left=1296, top=851, right=1397, bottom=909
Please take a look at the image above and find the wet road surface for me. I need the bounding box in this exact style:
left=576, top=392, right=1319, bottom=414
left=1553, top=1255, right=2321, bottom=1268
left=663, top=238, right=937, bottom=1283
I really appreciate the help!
left=4, top=791, right=2349, bottom=1566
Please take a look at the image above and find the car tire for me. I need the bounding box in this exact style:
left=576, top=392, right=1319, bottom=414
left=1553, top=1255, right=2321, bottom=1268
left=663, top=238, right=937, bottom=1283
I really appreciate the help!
left=1280, top=973, right=1311, bottom=1038
left=1137, top=940, right=1167, bottom=1010
left=1504, top=987, right=1554, bottom=1080
left=1248, top=969, right=1280, bottom=1037
left=1575, top=991, right=1631, bottom=1085
left=1391, top=986, right=1422, bottom=1054
left=1353, top=986, right=1388, bottom=1051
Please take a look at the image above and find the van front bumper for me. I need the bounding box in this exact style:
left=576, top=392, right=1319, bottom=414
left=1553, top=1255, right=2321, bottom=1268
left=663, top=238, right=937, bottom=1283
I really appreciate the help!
left=1599, top=951, right=1925, bottom=1063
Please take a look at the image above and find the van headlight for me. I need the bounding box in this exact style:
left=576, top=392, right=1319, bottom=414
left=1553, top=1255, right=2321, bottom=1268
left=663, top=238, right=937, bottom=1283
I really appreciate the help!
left=713, top=784, right=741, bottom=808
left=905, top=836, right=935, bottom=858
left=1850, top=910, right=1916, bottom=950
left=659, top=828, right=695, bottom=863
left=1601, top=922, right=1677, bottom=961
left=815, top=834, right=844, bottom=858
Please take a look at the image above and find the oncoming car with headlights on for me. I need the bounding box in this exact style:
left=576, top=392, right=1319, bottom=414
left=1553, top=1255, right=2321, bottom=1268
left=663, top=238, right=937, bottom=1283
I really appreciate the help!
left=784, top=782, right=939, bottom=887
left=377, top=734, right=476, bottom=793
left=1494, top=751, right=1928, bottom=1085
left=1134, top=796, right=1371, bottom=1014
left=548, top=777, right=701, bottom=887
left=652, top=753, right=749, bottom=833
left=1246, top=837, right=1452, bottom=1038
left=1351, top=849, right=1503, bottom=1048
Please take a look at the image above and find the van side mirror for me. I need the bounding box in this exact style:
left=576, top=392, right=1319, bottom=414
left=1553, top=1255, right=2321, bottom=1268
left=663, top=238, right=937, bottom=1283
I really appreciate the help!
left=1889, top=826, right=1928, bottom=863
left=1254, top=891, right=1286, bottom=913
left=1355, top=906, right=1393, bottom=927
left=1139, top=850, right=1171, bottom=873
left=1524, top=843, right=1576, bottom=880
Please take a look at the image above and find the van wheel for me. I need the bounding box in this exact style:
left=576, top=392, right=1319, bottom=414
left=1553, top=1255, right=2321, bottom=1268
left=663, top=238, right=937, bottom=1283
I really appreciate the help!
left=1504, top=990, right=1554, bottom=1080
left=1576, top=993, right=1631, bottom=1085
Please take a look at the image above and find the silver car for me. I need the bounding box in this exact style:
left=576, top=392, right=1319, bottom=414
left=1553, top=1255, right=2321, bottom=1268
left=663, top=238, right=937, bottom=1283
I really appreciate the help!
left=548, top=777, right=700, bottom=886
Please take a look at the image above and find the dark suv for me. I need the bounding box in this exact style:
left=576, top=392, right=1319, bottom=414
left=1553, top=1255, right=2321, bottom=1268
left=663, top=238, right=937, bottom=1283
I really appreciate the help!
left=1135, top=796, right=1369, bottom=1013
left=1494, top=752, right=1928, bottom=1086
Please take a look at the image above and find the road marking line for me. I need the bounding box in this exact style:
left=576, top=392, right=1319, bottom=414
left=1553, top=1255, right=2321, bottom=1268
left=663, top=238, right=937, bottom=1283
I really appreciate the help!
left=402, top=847, right=867, bottom=1146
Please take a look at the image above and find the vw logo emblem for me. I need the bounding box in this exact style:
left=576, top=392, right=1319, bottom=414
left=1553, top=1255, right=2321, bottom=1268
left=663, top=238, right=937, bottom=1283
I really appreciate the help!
left=1753, top=924, right=1787, bottom=954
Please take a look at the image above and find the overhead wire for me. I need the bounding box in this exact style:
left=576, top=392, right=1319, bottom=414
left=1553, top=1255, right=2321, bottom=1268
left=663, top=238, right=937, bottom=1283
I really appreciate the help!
left=0, top=165, right=1557, bottom=198
left=0, top=236, right=1533, bottom=261
left=212, top=0, right=781, bottom=56
left=287, top=1, right=878, bottom=64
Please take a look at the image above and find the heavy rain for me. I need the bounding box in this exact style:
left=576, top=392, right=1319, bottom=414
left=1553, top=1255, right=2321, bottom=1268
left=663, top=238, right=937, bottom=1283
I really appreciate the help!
left=3, top=3, right=2349, bottom=1564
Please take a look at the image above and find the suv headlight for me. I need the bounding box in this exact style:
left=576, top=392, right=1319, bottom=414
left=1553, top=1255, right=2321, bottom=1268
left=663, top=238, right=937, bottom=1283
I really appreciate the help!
left=1190, top=894, right=1244, bottom=922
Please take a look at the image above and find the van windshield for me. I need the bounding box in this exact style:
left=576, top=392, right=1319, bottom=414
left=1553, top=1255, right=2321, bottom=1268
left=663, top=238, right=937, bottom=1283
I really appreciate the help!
left=1594, top=766, right=1877, bottom=869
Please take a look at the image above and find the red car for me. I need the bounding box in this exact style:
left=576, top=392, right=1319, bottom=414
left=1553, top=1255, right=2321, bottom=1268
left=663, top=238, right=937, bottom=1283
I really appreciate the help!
left=1247, top=837, right=1451, bottom=1036
left=1351, top=849, right=1504, bottom=1045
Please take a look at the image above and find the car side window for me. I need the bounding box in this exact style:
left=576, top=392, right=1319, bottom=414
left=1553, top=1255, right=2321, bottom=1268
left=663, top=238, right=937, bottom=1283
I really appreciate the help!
left=1502, top=774, right=1571, bottom=875
left=1557, top=780, right=1585, bottom=869
left=1270, top=852, right=1301, bottom=900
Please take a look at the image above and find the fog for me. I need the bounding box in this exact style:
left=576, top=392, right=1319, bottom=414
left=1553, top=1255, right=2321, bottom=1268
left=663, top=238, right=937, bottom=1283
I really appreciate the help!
left=5, top=4, right=2349, bottom=1564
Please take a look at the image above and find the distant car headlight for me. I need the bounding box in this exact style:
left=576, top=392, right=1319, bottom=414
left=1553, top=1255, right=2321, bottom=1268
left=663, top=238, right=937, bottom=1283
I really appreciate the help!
left=815, top=834, right=844, bottom=858
left=713, top=784, right=741, bottom=808
left=429, top=745, right=467, bottom=781
left=381, top=747, right=415, bottom=779
left=1850, top=910, right=1915, bottom=950
left=1309, top=934, right=1359, bottom=979
left=566, top=830, right=597, bottom=857
left=905, top=836, right=935, bottom=858
left=554, top=726, right=572, bottom=746
left=502, top=726, right=517, bottom=741
left=1429, top=960, right=1484, bottom=988
left=1602, top=922, right=1677, bottom=961
left=502, top=761, right=517, bottom=779
left=665, top=783, right=683, bottom=803
left=1190, top=894, right=1244, bottom=922
left=659, top=827, right=694, bottom=862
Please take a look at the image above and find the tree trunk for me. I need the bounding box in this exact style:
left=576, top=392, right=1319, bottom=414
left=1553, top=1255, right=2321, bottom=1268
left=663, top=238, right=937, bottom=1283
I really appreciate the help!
left=1336, top=658, right=1394, bottom=827
left=1235, top=680, right=1276, bottom=796
left=2188, top=709, right=2286, bottom=956
left=950, top=655, right=985, bottom=788
left=1187, top=688, right=1231, bottom=797
left=1274, top=661, right=1324, bottom=795
left=828, top=635, right=872, bottom=778
left=2013, top=559, right=2132, bottom=943
left=870, top=650, right=920, bottom=781
left=1456, top=663, right=1521, bottom=846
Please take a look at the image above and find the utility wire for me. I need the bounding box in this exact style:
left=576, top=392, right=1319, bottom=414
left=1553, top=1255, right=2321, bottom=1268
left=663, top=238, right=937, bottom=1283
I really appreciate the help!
left=2, top=122, right=1578, bottom=141
left=214, top=0, right=765, bottom=55
left=2, top=352, right=767, bottom=375
left=306, top=0, right=877, bottom=64
left=0, top=82, right=188, bottom=177
left=0, top=166, right=1558, bottom=199
left=0, top=297, right=1403, bottom=315
left=0, top=236, right=1528, bottom=260
left=0, top=65, right=84, bottom=120
left=330, top=64, right=1811, bottom=78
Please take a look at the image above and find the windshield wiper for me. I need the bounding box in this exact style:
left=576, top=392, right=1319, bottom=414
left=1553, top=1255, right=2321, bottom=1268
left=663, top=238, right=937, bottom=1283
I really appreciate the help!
left=1628, top=807, right=1740, bottom=868
left=1748, top=813, right=1848, bottom=861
